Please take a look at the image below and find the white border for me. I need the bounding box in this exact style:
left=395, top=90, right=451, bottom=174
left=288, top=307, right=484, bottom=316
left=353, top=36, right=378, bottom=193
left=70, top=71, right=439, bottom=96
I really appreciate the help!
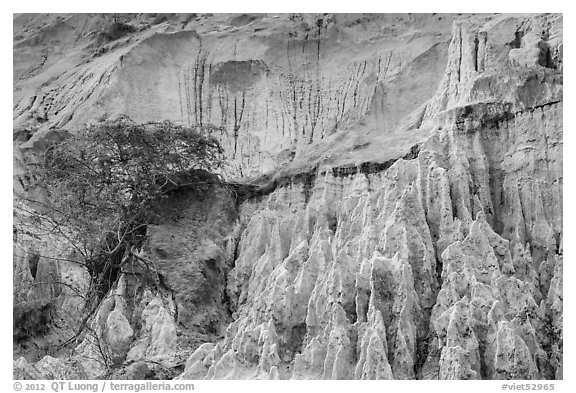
left=3, top=4, right=572, bottom=391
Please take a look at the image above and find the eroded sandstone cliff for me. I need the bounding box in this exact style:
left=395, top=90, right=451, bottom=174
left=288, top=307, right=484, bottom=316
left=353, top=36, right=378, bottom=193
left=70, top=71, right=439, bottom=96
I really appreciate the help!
left=13, top=13, right=562, bottom=380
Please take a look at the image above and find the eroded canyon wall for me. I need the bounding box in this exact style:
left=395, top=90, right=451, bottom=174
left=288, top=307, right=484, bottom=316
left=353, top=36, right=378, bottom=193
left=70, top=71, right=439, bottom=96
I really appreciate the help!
left=13, top=13, right=562, bottom=380
left=14, top=13, right=456, bottom=175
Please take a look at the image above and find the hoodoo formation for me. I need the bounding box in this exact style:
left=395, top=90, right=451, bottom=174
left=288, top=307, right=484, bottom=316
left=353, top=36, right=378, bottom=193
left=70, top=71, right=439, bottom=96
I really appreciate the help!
left=13, top=13, right=562, bottom=380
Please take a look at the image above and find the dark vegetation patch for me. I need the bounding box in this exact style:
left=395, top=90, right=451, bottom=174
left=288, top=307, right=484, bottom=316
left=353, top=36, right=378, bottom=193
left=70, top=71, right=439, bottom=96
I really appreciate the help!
left=98, top=22, right=136, bottom=43
left=14, top=301, right=52, bottom=343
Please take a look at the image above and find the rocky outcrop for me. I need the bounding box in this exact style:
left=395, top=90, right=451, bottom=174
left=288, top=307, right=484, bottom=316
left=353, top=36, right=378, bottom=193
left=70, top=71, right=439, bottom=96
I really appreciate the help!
left=13, top=13, right=562, bottom=380
left=180, top=118, right=561, bottom=379
left=13, top=13, right=456, bottom=175
left=12, top=225, right=89, bottom=362
left=174, top=13, right=562, bottom=380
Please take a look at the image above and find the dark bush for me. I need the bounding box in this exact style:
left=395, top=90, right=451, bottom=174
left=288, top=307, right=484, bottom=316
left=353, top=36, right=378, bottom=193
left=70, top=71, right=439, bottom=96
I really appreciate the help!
left=36, top=116, right=224, bottom=308
left=13, top=301, right=52, bottom=343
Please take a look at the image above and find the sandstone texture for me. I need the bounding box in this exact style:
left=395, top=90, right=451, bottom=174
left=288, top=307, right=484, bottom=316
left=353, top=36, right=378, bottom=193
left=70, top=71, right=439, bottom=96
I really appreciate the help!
left=13, top=13, right=562, bottom=380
